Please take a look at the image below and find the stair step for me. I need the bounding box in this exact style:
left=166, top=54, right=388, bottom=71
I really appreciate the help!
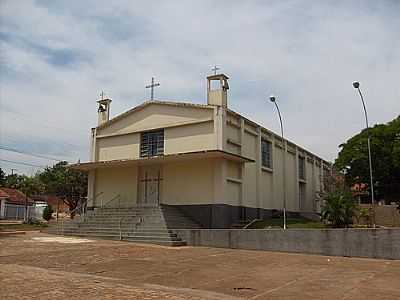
left=49, top=232, right=186, bottom=246
left=46, top=205, right=201, bottom=246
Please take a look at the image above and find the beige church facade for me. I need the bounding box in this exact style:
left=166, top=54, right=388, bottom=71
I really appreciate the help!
left=72, top=74, right=331, bottom=228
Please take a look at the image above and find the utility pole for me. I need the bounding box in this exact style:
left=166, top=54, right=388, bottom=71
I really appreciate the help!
left=11, top=168, right=17, bottom=175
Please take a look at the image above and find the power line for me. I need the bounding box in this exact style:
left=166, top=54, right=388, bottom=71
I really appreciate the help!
left=1, top=132, right=85, bottom=153
left=0, top=145, right=68, bottom=162
left=0, top=158, right=47, bottom=168
left=1, top=105, right=84, bottom=138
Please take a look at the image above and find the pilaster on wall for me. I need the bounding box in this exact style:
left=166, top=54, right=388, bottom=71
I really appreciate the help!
left=213, top=158, right=227, bottom=205
left=90, top=128, right=97, bottom=162
left=240, top=119, right=245, bottom=209
left=256, top=127, right=262, bottom=217
left=295, top=147, right=300, bottom=211
left=312, top=159, right=317, bottom=211
left=214, top=106, right=226, bottom=150
left=87, top=170, right=96, bottom=207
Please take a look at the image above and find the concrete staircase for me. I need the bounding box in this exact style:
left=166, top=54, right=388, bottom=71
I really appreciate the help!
left=46, top=205, right=201, bottom=246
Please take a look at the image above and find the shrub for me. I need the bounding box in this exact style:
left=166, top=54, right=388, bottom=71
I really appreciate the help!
left=42, top=205, right=53, bottom=221
left=321, top=188, right=357, bottom=228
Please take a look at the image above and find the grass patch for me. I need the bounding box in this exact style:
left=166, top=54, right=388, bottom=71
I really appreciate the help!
left=248, top=217, right=326, bottom=229
left=0, top=223, right=48, bottom=232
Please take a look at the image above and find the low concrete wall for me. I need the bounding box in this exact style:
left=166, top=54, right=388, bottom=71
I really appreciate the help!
left=175, top=229, right=400, bottom=260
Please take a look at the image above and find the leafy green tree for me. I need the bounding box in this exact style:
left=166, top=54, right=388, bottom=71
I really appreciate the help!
left=335, top=116, right=400, bottom=203
left=18, top=176, right=45, bottom=198
left=38, top=161, right=87, bottom=213
left=0, top=168, right=5, bottom=186
left=3, top=173, right=25, bottom=189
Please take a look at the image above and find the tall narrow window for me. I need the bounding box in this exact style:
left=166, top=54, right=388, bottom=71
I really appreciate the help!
left=261, top=139, right=272, bottom=169
left=140, top=130, right=164, bottom=158
left=299, top=182, right=306, bottom=207
left=298, top=156, right=305, bottom=180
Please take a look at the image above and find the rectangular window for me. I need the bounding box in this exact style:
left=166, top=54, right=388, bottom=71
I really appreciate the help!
left=298, top=156, right=305, bottom=180
left=261, top=139, right=272, bottom=168
left=299, top=182, right=306, bottom=207
left=140, top=130, right=164, bottom=158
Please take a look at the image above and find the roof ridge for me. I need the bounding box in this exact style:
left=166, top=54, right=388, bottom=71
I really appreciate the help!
left=96, top=100, right=212, bottom=130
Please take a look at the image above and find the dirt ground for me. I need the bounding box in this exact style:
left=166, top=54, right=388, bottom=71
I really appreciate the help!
left=1, top=232, right=399, bottom=299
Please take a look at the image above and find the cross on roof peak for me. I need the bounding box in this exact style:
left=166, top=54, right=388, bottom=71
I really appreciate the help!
left=145, top=77, right=160, bottom=101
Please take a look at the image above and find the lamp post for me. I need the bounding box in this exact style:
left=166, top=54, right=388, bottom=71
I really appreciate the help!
left=269, top=95, right=287, bottom=230
left=352, top=81, right=375, bottom=228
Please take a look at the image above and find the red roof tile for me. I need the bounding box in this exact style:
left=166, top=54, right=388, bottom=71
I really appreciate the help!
left=0, top=188, right=34, bottom=205
left=0, top=189, right=9, bottom=198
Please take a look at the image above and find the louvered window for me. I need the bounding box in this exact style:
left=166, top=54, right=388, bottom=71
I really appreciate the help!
left=261, top=139, right=272, bottom=168
left=298, top=156, right=306, bottom=180
left=140, top=130, right=164, bottom=158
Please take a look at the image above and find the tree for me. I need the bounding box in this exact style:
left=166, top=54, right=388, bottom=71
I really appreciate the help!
left=334, top=116, right=400, bottom=203
left=3, top=173, right=26, bottom=189
left=42, top=205, right=53, bottom=221
left=17, top=176, right=45, bottom=222
left=0, top=168, right=5, bottom=186
left=38, top=161, right=87, bottom=214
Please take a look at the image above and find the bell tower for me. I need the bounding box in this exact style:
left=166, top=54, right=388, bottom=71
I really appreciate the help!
left=97, top=92, right=112, bottom=126
left=207, top=74, right=229, bottom=108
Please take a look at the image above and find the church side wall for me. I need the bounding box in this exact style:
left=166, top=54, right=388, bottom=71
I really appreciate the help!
left=222, top=110, right=330, bottom=215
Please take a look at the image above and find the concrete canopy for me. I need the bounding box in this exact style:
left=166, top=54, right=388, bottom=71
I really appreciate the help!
left=69, top=150, right=254, bottom=171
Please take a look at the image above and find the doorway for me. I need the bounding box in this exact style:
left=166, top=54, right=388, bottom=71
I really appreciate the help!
left=138, top=165, right=162, bottom=207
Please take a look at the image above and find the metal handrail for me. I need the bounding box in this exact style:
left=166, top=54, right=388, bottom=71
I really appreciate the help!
left=101, top=194, right=121, bottom=209
left=243, top=218, right=261, bottom=229
left=119, top=215, right=143, bottom=241
left=56, top=192, right=105, bottom=235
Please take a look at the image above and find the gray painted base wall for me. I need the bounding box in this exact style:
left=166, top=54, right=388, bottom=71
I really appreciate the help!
left=173, top=204, right=276, bottom=228
left=174, top=229, right=400, bottom=260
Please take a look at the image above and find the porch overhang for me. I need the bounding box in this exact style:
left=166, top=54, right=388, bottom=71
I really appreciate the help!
left=69, top=150, right=254, bottom=171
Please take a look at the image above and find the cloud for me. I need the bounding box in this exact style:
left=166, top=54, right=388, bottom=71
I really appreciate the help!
left=0, top=0, right=399, bottom=174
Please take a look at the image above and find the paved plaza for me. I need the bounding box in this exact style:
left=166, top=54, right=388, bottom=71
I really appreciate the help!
left=0, top=232, right=399, bottom=299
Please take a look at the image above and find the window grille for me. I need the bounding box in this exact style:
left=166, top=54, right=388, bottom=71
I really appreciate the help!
left=140, top=130, right=164, bottom=158
left=261, top=139, right=272, bottom=168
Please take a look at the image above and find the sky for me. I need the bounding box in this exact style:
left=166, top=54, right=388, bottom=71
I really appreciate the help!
left=0, top=0, right=399, bottom=175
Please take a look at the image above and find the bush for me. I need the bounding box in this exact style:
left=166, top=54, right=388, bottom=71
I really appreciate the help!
left=321, top=188, right=357, bottom=228
left=42, top=205, right=53, bottom=221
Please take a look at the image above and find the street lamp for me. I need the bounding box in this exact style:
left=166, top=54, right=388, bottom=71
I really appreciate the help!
left=269, top=95, right=287, bottom=230
left=352, top=81, right=375, bottom=228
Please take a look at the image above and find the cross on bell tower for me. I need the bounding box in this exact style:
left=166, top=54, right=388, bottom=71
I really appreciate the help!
left=211, top=65, right=220, bottom=75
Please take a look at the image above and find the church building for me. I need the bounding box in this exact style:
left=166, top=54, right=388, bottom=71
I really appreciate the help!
left=72, top=74, right=331, bottom=228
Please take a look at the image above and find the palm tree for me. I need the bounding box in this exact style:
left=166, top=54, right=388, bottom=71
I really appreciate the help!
left=322, top=188, right=357, bottom=228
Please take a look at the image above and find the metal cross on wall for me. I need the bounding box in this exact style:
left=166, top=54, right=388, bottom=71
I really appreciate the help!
left=211, top=65, right=220, bottom=75
left=145, top=77, right=160, bottom=100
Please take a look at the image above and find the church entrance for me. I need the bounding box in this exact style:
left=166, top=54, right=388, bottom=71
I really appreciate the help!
left=138, top=165, right=162, bottom=207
